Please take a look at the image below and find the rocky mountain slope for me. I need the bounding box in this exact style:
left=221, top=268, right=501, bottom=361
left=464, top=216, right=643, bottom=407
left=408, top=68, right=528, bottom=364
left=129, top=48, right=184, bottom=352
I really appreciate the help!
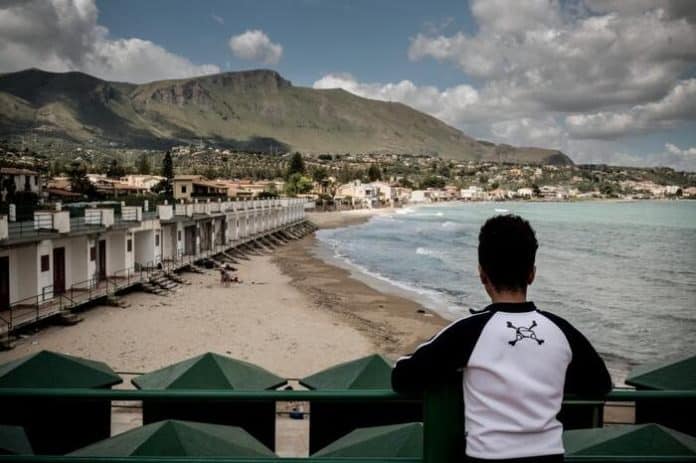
left=0, top=68, right=572, bottom=164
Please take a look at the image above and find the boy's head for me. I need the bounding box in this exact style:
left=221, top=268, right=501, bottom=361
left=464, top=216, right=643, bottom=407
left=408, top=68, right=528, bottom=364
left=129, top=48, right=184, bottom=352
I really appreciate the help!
left=478, top=214, right=538, bottom=295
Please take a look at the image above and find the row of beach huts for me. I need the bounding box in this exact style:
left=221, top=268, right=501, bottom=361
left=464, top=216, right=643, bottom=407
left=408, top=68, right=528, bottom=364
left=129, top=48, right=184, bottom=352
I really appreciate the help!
left=0, top=198, right=310, bottom=337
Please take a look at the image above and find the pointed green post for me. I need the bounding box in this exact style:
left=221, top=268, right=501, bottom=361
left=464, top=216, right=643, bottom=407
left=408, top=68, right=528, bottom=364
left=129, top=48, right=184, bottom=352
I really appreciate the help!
left=423, top=374, right=464, bottom=463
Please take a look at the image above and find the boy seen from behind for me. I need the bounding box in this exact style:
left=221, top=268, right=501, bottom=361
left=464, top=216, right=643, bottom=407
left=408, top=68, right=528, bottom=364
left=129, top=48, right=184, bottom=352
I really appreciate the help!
left=392, top=215, right=612, bottom=462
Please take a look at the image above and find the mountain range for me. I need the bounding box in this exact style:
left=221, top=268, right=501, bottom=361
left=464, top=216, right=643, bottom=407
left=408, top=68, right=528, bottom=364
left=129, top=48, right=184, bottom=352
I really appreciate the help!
left=0, top=68, right=572, bottom=165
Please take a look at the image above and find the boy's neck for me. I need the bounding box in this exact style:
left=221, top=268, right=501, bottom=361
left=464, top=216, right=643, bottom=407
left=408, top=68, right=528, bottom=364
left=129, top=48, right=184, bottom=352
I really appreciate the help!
left=489, top=290, right=527, bottom=304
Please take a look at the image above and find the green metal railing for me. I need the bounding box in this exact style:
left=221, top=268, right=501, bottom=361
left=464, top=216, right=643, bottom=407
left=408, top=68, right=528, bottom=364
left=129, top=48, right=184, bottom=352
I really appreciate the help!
left=2, top=458, right=694, bottom=463
left=0, top=387, right=694, bottom=462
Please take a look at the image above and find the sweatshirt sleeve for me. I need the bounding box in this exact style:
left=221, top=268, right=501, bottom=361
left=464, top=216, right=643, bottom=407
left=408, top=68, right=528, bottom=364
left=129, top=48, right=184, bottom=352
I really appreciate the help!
left=391, top=313, right=493, bottom=395
left=541, top=311, right=613, bottom=397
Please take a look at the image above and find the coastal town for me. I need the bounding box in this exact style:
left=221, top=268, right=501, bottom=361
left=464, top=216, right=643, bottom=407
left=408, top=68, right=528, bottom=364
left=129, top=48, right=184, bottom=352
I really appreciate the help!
left=2, top=143, right=695, bottom=214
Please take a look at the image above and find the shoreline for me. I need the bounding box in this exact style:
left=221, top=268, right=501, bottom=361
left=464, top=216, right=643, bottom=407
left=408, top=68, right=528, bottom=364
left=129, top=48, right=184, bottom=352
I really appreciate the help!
left=304, top=207, right=638, bottom=384
left=0, top=208, right=445, bottom=372
left=274, top=235, right=447, bottom=360
left=293, top=209, right=632, bottom=423
left=304, top=209, right=450, bottom=355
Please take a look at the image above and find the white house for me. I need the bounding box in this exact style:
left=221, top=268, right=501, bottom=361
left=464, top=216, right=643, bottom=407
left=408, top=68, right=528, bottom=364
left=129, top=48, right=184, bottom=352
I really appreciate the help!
left=335, top=181, right=380, bottom=208
left=410, top=190, right=426, bottom=203
left=461, top=186, right=486, bottom=201
left=0, top=167, right=41, bottom=199
left=121, top=175, right=165, bottom=192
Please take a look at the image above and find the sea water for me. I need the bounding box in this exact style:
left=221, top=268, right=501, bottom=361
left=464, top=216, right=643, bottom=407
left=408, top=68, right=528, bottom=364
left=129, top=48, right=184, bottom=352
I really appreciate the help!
left=316, top=201, right=696, bottom=381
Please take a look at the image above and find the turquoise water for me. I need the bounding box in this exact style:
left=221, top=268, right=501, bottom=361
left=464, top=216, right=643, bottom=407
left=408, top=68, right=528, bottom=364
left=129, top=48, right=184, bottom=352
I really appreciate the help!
left=316, top=201, right=696, bottom=380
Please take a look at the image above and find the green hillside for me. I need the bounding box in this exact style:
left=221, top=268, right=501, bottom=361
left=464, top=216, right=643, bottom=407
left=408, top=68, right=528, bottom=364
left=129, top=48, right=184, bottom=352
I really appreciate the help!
left=0, top=68, right=572, bottom=164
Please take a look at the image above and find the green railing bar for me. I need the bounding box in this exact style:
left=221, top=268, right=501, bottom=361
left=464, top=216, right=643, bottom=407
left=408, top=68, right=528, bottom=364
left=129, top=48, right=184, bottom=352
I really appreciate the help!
left=602, top=389, right=696, bottom=400
left=0, top=456, right=694, bottom=462
left=0, top=458, right=420, bottom=463
left=0, top=388, right=693, bottom=401
left=423, top=377, right=463, bottom=463
left=0, top=389, right=407, bottom=401
left=1, top=387, right=694, bottom=462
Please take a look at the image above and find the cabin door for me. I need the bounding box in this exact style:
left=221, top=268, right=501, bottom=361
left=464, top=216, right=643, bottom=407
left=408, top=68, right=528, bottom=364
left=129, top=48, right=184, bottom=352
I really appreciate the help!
left=0, top=256, right=9, bottom=310
left=52, top=247, right=66, bottom=295
left=171, top=227, right=178, bottom=258
left=98, top=240, right=107, bottom=280
left=185, top=226, right=196, bottom=256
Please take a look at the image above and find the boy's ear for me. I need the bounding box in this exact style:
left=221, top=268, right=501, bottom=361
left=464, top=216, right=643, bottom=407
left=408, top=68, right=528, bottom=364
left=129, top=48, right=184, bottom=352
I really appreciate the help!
left=528, top=265, right=536, bottom=286
left=479, top=264, right=488, bottom=286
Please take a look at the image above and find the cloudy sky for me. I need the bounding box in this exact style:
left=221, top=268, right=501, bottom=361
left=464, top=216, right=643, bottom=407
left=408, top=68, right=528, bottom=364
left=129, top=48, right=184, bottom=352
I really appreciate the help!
left=1, top=0, right=695, bottom=170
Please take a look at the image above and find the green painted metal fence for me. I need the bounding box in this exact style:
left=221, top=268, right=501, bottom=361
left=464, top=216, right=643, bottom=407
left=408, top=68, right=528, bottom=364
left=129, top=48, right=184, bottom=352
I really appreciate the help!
left=0, top=388, right=694, bottom=462
left=3, top=458, right=696, bottom=463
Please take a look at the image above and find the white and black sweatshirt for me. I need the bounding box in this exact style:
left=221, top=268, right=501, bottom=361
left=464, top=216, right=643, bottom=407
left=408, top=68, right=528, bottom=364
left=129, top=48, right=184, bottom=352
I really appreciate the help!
left=392, top=302, right=612, bottom=460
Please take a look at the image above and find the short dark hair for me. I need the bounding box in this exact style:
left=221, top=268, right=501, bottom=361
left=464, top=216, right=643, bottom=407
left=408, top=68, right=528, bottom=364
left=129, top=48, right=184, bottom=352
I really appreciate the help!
left=478, top=214, right=538, bottom=291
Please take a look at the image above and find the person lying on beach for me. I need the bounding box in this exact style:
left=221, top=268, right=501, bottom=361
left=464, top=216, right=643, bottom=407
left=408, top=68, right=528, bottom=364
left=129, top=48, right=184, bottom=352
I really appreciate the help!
left=392, top=214, right=612, bottom=463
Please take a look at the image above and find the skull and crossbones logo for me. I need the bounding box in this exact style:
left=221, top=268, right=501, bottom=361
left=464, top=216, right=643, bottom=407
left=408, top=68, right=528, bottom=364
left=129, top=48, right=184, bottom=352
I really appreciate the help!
left=506, top=320, right=544, bottom=346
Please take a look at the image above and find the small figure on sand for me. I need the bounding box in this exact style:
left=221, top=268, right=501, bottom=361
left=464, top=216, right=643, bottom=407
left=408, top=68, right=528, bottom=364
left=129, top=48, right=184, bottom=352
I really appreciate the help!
left=219, top=268, right=231, bottom=287
left=219, top=268, right=241, bottom=287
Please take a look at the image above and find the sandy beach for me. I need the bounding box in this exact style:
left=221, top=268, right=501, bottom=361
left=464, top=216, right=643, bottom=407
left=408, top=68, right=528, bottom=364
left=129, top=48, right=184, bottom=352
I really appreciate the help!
left=0, top=208, right=445, bottom=376
left=0, top=208, right=451, bottom=454
left=0, top=254, right=380, bottom=379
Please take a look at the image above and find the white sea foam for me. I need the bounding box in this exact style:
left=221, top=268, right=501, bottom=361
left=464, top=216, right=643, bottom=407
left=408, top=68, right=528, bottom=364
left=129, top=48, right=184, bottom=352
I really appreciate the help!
left=317, top=237, right=461, bottom=317
left=416, top=247, right=438, bottom=257
left=338, top=255, right=456, bottom=313
left=415, top=246, right=456, bottom=265
left=395, top=207, right=416, bottom=215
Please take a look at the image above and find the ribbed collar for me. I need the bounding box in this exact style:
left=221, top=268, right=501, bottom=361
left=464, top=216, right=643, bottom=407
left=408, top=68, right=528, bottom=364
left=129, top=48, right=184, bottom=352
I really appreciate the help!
left=470, top=301, right=537, bottom=314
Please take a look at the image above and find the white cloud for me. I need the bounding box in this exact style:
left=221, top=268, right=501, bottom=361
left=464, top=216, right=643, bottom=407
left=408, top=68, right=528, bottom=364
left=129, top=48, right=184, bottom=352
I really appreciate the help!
left=490, top=117, right=565, bottom=148
left=471, top=0, right=562, bottom=35
left=88, top=38, right=220, bottom=83
left=313, top=73, right=574, bottom=148
left=313, top=73, right=480, bottom=129
left=391, top=0, right=696, bottom=169
left=584, top=0, right=696, bottom=22
left=408, top=0, right=696, bottom=114
left=566, top=79, right=696, bottom=139
left=665, top=143, right=696, bottom=157
left=0, top=0, right=220, bottom=83
left=559, top=140, right=696, bottom=171
left=211, top=13, right=224, bottom=25
left=228, top=30, right=282, bottom=65
left=609, top=144, right=696, bottom=171
left=313, top=71, right=696, bottom=170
